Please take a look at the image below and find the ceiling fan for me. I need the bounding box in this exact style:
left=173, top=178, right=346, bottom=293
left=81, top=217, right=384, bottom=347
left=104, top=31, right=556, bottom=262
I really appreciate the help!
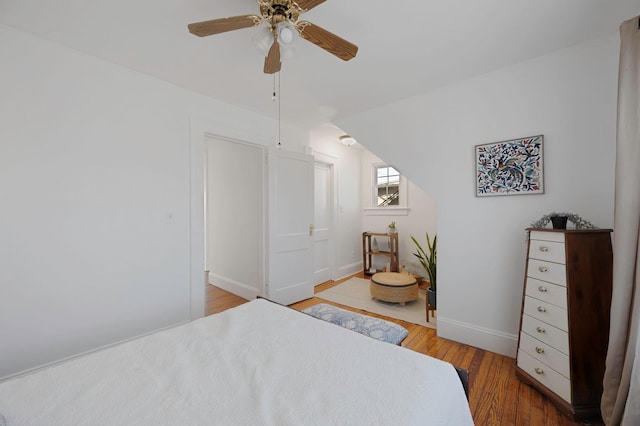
left=187, top=0, right=358, bottom=74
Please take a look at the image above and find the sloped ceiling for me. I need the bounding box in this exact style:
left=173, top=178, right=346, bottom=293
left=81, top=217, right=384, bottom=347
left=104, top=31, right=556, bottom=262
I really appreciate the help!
left=1, top=0, right=638, bottom=127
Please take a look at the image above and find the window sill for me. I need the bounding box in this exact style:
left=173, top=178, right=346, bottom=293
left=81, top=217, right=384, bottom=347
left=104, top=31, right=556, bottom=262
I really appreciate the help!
left=364, top=207, right=410, bottom=216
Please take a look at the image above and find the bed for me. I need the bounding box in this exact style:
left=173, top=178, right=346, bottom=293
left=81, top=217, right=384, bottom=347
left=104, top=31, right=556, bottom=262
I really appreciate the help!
left=0, top=299, right=474, bottom=425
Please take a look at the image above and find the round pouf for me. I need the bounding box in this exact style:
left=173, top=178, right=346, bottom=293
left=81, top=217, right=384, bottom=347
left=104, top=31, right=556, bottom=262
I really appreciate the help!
left=370, top=272, right=418, bottom=305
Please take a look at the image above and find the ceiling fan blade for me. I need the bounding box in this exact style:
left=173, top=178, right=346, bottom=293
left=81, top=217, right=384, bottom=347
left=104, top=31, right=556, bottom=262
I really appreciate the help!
left=294, top=0, right=327, bottom=12
left=264, top=39, right=282, bottom=74
left=296, top=21, right=358, bottom=61
left=188, top=15, right=261, bottom=37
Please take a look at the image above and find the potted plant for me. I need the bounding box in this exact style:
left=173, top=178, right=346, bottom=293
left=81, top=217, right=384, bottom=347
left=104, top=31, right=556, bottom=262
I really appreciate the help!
left=411, top=233, right=437, bottom=308
left=550, top=214, right=568, bottom=229
left=387, top=221, right=397, bottom=234
left=530, top=212, right=596, bottom=230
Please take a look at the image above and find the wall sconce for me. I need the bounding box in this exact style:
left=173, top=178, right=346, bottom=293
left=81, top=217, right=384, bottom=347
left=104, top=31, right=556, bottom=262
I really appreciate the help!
left=339, top=135, right=357, bottom=146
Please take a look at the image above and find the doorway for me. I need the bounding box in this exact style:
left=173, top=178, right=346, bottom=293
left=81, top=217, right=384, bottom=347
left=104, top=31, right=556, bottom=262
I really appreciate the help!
left=204, top=135, right=316, bottom=305
left=312, top=151, right=338, bottom=287
left=205, top=135, right=264, bottom=301
left=314, top=161, right=333, bottom=285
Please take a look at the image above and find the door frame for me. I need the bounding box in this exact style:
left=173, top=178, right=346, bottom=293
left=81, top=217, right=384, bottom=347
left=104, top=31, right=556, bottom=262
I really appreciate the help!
left=313, top=150, right=338, bottom=283
left=204, top=135, right=266, bottom=301
left=189, top=116, right=272, bottom=320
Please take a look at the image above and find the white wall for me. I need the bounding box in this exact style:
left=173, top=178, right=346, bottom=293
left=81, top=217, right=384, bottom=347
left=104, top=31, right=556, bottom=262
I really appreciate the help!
left=337, top=34, right=619, bottom=356
left=360, top=151, right=438, bottom=275
left=0, top=24, right=308, bottom=379
left=310, top=128, right=363, bottom=279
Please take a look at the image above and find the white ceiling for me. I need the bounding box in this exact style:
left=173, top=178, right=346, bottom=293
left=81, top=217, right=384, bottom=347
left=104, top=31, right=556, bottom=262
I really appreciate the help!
left=1, top=1, right=639, bottom=128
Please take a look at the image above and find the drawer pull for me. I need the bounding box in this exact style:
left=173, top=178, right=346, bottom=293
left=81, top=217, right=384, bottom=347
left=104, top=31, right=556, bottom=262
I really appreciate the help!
left=535, top=347, right=545, bottom=354
left=538, top=266, right=548, bottom=273
left=535, top=367, right=544, bottom=375
left=539, top=246, right=549, bottom=252
left=537, top=306, right=547, bottom=313
left=538, top=286, right=548, bottom=293
left=536, top=326, right=546, bottom=334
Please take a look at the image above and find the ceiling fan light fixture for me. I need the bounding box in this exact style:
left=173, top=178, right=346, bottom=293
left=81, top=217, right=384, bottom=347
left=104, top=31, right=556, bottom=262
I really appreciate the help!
left=279, top=42, right=296, bottom=61
left=252, top=25, right=275, bottom=55
left=339, top=135, right=356, bottom=146
left=277, top=21, right=296, bottom=44
left=276, top=21, right=298, bottom=44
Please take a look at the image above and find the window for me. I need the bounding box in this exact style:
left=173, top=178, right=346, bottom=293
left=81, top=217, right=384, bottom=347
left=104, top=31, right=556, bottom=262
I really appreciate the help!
left=376, top=166, right=400, bottom=206
left=365, top=163, right=409, bottom=216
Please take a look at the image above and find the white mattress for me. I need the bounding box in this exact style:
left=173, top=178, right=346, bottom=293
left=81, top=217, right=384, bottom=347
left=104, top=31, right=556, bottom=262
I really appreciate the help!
left=0, top=299, right=474, bottom=425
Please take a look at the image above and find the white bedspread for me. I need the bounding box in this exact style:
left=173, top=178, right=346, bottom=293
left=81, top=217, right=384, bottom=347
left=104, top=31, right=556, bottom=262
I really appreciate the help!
left=0, top=299, right=474, bottom=425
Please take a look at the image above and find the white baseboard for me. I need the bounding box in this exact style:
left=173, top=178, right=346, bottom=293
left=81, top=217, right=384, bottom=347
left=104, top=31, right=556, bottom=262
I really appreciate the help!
left=209, top=272, right=260, bottom=301
left=335, top=261, right=362, bottom=281
left=437, top=316, right=518, bottom=358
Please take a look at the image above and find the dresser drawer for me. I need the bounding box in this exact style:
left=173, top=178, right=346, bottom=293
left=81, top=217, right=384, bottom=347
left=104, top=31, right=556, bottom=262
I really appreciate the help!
left=517, top=350, right=571, bottom=403
left=527, top=259, right=567, bottom=286
left=528, top=240, right=566, bottom=264
left=521, top=314, right=569, bottom=355
left=530, top=231, right=565, bottom=243
left=523, top=295, right=568, bottom=331
left=519, top=332, right=570, bottom=379
left=525, top=278, right=567, bottom=308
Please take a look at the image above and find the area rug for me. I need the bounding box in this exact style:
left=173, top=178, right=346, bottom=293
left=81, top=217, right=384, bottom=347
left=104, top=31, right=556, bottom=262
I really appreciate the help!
left=302, top=303, right=408, bottom=345
left=316, top=277, right=436, bottom=329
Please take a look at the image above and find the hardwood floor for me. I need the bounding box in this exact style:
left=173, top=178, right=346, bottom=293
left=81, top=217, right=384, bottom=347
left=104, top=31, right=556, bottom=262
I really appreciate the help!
left=205, top=273, right=598, bottom=425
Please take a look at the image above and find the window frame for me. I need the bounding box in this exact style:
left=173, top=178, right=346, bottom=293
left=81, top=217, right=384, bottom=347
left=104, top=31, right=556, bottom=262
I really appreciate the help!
left=364, top=162, right=409, bottom=216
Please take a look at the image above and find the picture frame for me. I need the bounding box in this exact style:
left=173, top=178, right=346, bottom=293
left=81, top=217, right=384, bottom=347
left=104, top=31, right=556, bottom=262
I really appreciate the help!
left=475, top=135, right=544, bottom=197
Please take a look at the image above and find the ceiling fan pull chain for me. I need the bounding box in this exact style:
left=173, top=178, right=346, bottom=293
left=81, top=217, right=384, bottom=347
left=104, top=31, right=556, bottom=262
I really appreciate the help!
left=272, top=73, right=277, bottom=101
left=277, top=71, right=282, bottom=148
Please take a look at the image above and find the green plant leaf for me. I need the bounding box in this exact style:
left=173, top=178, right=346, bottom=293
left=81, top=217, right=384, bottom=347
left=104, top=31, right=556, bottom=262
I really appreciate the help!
left=411, top=232, right=437, bottom=292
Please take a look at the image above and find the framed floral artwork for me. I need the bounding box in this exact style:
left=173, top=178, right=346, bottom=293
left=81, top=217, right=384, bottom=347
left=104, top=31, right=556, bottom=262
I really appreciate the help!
left=475, top=135, right=544, bottom=197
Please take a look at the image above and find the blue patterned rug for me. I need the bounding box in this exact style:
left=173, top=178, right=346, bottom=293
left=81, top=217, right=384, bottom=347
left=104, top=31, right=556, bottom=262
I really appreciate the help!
left=302, top=303, right=408, bottom=345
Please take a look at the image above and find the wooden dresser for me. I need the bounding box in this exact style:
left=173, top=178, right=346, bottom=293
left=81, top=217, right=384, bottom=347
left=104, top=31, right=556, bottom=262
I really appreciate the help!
left=515, top=229, right=613, bottom=421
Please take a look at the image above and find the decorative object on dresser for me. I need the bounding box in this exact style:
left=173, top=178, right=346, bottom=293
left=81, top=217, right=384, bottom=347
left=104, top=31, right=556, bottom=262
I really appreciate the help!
left=530, top=212, right=596, bottom=230
left=549, top=215, right=568, bottom=229
left=362, top=231, right=399, bottom=275
left=475, top=135, right=544, bottom=197
left=515, top=228, right=613, bottom=421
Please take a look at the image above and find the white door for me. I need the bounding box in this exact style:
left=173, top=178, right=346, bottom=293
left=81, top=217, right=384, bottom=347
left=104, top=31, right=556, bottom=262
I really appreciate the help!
left=313, top=162, right=332, bottom=285
left=266, top=148, right=315, bottom=305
